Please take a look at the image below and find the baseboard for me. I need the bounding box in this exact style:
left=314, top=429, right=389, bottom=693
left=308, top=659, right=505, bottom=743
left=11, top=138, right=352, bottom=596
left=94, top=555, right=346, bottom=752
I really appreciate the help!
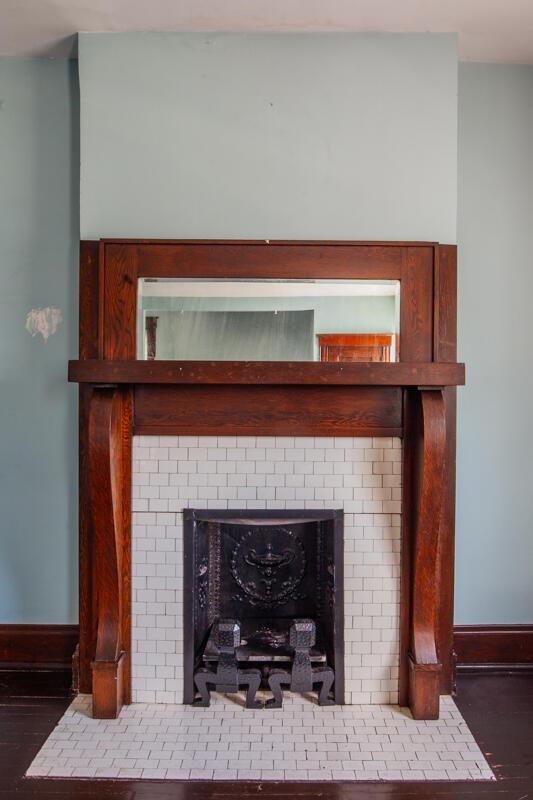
left=0, top=624, right=79, bottom=669
left=454, top=624, right=533, bottom=671
left=1, top=623, right=531, bottom=675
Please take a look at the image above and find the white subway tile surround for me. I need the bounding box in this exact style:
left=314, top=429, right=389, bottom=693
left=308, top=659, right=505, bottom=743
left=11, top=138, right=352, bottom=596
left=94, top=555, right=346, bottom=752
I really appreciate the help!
left=26, top=435, right=495, bottom=784
left=131, top=435, right=402, bottom=706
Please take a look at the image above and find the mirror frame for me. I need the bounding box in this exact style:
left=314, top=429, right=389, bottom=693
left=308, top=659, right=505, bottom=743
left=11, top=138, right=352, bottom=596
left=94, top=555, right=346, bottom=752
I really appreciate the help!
left=92, top=240, right=436, bottom=363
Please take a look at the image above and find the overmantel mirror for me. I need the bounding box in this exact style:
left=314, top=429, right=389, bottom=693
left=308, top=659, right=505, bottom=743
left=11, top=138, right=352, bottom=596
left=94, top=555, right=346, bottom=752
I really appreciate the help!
left=137, top=278, right=400, bottom=363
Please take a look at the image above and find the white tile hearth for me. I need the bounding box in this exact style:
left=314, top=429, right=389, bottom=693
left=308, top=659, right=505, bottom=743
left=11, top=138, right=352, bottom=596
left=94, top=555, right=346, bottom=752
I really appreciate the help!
left=26, top=694, right=494, bottom=782
left=131, top=435, right=402, bottom=706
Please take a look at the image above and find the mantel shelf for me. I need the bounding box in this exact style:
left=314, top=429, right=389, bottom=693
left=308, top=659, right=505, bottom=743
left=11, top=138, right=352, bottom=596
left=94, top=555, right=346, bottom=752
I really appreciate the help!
left=69, top=360, right=465, bottom=387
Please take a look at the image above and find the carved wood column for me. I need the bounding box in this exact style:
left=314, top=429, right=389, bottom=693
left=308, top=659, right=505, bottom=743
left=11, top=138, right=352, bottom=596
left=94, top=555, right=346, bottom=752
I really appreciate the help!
left=408, top=389, right=446, bottom=719
left=88, top=385, right=132, bottom=718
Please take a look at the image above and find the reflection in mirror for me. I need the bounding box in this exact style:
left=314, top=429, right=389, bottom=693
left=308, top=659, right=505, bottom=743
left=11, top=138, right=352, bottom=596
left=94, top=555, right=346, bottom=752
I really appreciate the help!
left=137, top=279, right=400, bottom=362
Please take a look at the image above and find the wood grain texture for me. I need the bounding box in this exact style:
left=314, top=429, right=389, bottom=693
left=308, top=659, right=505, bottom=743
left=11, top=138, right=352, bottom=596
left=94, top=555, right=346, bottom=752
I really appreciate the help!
left=434, top=244, right=458, bottom=695
left=0, top=625, right=78, bottom=667
left=78, top=241, right=100, bottom=694
left=400, top=247, right=434, bottom=362
left=120, top=389, right=133, bottom=705
left=454, top=625, right=533, bottom=665
left=88, top=387, right=131, bottom=718
left=434, top=245, right=458, bottom=362
left=398, top=388, right=419, bottom=707
left=134, top=385, right=402, bottom=437
left=134, top=241, right=406, bottom=279
left=408, top=390, right=447, bottom=719
left=69, top=359, right=465, bottom=386
left=102, top=244, right=137, bottom=359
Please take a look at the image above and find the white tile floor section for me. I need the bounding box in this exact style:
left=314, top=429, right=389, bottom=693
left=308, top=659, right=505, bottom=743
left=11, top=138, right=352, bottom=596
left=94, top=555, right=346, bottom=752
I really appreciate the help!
left=26, top=694, right=494, bottom=782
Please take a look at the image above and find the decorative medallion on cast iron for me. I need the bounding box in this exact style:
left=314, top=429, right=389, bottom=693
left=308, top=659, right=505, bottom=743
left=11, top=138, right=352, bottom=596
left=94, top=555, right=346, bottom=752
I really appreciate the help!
left=231, top=527, right=306, bottom=609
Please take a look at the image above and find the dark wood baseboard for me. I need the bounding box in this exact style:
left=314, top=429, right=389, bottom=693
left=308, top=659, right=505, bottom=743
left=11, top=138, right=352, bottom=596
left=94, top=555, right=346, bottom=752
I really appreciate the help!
left=454, top=624, right=533, bottom=670
left=2, top=624, right=531, bottom=678
left=0, top=624, right=79, bottom=669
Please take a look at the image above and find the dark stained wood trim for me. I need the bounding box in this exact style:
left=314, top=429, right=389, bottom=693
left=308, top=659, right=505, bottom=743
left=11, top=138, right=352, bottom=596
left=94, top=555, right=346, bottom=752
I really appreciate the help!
left=128, top=240, right=409, bottom=280
left=69, top=360, right=465, bottom=386
left=134, top=385, right=402, bottom=437
left=407, top=390, right=446, bottom=719
left=120, top=390, right=133, bottom=705
left=88, top=387, right=132, bottom=718
left=103, top=244, right=138, bottom=360
left=0, top=625, right=78, bottom=667
left=78, top=241, right=100, bottom=694
left=434, top=244, right=458, bottom=695
left=80, top=241, right=101, bottom=359
left=136, top=424, right=403, bottom=437
left=99, top=239, right=437, bottom=365
left=434, top=245, right=458, bottom=362
left=399, top=389, right=418, bottom=707
left=400, top=247, right=434, bottom=362
left=6, top=624, right=533, bottom=672
left=97, top=240, right=106, bottom=359
left=454, top=625, right=533, bottom=666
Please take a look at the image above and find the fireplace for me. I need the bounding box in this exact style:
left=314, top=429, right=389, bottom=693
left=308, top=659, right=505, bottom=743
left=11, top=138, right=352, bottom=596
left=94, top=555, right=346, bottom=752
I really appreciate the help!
left=70, top=239, right=465, bottom=720
left=183, top=509, right=344, bottom=707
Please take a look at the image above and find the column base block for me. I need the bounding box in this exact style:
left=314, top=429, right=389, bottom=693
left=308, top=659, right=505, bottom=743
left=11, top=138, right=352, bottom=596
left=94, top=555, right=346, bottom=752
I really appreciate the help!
left=91, top=651, right=126, bottom=719
left=408, top=655, right=442, bottom=720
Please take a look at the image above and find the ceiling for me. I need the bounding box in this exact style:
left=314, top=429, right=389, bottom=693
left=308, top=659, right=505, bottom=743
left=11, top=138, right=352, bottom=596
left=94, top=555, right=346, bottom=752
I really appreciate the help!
left=2, top=0, right=533, bottom=62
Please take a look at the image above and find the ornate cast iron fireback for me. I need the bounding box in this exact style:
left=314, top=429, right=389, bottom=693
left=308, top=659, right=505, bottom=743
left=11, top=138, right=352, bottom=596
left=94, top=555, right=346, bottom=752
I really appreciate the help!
left=183, top=509, right=345, bottom=706
left=231, top=527, right=306, bottom=609
left=196, top=557, right=209, bottom=610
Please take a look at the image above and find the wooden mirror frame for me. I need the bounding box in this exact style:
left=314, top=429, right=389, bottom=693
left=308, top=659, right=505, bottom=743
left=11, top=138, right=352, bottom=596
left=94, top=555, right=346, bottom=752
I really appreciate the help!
left=72, top=239, right=462, bottom=720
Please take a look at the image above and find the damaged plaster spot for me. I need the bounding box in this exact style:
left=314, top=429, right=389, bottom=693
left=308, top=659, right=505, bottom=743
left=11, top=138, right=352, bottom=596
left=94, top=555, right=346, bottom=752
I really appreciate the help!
left=25, top=307, right=63, bottom=341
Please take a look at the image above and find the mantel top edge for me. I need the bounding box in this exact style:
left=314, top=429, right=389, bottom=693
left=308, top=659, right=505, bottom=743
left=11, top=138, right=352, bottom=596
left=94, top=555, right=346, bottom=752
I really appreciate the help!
left=87, top=238, right=442, bottom=248
left=68, top=360, right=465, bottom=387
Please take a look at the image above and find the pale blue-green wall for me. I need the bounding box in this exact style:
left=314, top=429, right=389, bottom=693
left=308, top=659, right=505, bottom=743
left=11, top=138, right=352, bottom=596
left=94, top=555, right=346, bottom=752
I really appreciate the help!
left=79, top=32, right=458, bottom=243
left=2, top=49, right=532, bottom=626
left=455, top=64, right=533, bottom=623
left=0, top=60, right=79, bottom=623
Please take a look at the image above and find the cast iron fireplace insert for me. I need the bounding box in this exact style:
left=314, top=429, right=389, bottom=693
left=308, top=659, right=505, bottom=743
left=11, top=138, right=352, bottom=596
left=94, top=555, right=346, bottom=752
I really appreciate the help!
left=183, top=509, right=344, bottom=707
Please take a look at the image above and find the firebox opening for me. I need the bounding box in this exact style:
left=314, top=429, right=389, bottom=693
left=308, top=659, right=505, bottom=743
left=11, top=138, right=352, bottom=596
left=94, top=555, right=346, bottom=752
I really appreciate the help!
left=183, top=509, right=344, bottom=708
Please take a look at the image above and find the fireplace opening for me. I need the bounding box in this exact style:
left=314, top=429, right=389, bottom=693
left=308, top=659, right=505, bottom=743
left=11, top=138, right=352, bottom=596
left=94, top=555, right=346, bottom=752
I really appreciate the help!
left=183, top=509, right=344, bottom=708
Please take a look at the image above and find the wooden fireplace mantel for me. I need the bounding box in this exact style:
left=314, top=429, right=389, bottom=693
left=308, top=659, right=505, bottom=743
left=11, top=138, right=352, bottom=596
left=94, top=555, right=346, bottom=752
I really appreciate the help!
left=69, top=359, right=464, bottom=387
left=73, top=239, right=462, bottom=721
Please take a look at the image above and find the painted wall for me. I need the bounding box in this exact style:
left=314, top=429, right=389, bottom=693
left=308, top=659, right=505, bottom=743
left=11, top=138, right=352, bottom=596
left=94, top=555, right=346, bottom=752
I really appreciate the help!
left=456, top=64, right=533, bottom=623
left=0, top=60, right=79, bottom=623
left=79, top=32, right=458, bottom=243
left=6, top=47, right=531, bottom=626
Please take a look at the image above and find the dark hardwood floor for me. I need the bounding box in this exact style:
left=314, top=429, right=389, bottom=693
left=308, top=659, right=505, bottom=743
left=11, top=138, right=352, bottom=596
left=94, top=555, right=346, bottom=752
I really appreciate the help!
left=0, top=669, right=532, bottom=799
